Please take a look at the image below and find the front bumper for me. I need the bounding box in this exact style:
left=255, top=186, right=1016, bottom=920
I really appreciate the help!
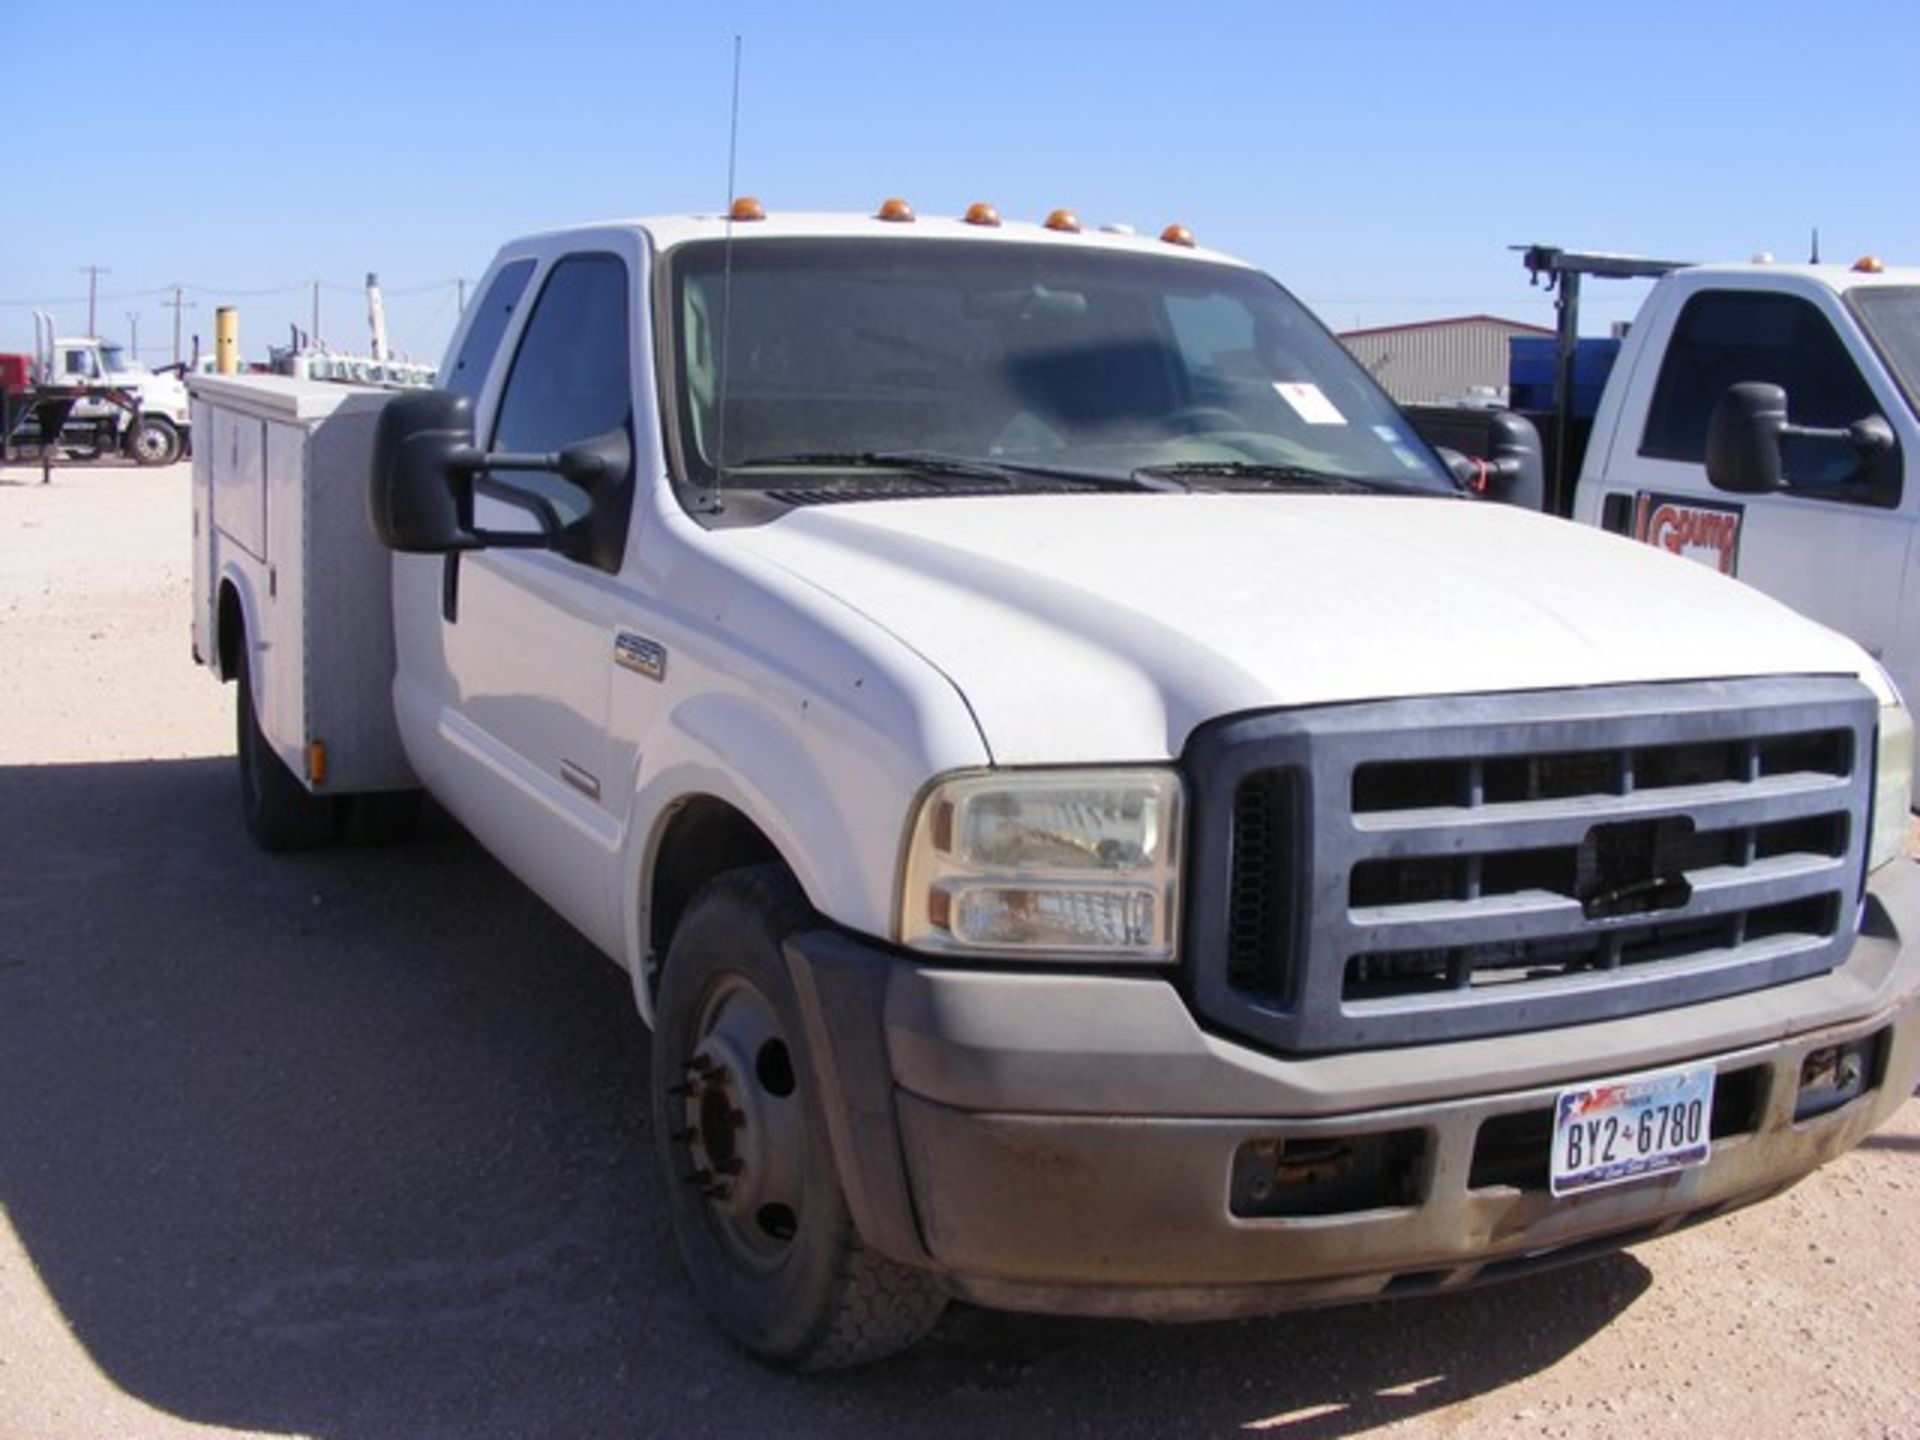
left=783, top=861, right=1920, bottom=1320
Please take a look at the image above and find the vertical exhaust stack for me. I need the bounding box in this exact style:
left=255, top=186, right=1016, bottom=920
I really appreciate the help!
left=366, top=272, right=389, bottom=364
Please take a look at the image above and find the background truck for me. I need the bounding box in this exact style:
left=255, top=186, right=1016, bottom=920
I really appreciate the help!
left=192, top=204, right=1920, bottom=1369
left=1, top=315, right=192, bottom=467
left=1409, top=246, right=1920, bottom=711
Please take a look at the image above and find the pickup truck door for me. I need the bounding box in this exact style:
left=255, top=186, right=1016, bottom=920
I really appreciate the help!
left=1586, top=284, right=1912, bottom=691
left=428, top=251, right=639, bottom=955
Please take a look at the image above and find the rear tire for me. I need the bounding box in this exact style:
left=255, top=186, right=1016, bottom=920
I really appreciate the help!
left=127, top=415, right=182, bottom=466
left=235, top=643, right=337, bottom=851
left=652, top=865, right=947, bottom=1369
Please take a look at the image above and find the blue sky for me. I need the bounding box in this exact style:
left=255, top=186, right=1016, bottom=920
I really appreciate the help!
left=6, top=0, right=1915, bottom=366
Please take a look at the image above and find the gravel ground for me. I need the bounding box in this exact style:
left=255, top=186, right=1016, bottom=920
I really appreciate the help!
left=0, top=457, right=1915, bottom=1440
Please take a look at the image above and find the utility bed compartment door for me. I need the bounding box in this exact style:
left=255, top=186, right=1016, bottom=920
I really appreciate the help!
left=208, top=405, right=268, bottom=560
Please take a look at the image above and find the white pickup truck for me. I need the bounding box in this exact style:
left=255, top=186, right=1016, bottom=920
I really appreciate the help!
left=1413, top=249, right=1920, bottom=710
left=191, top=204, right=1920, bottom=1369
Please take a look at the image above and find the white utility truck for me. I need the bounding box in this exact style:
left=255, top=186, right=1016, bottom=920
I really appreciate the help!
left=192, top=203, right=1920, bottom=1369
left=1414, top=247, right=1920, bottom=712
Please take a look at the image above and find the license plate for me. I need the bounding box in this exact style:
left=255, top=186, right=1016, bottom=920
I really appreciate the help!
left=1550, top=1063, right=1714, bottom=1197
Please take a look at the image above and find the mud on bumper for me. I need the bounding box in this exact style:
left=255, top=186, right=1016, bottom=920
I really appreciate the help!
left=782, top=862, right=1920, bottom=1321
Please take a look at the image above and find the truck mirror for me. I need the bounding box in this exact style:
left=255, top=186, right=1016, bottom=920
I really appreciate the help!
left=1438, top=411, right=1544, bottom=510
left=369, top=389, right=482, bottom=552
left=1705, top=383, right=1786, bottom=494
left=556, top=426, right=633, bottom=496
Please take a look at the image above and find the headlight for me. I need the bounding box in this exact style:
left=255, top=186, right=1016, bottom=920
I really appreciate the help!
left=1870, top=700, right=1914, bottom=872
left=899, top=769, right=1183, bottom=962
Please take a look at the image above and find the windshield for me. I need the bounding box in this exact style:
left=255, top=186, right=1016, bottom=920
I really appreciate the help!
left=1849, top=287, right=1920, bottom=420
left=665, top=238, right=1452, bottom=497
left=97, top=343, right=150, bottom=376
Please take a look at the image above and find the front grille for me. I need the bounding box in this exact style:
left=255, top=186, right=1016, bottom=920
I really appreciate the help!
left=1185, top=679, right=1874, bottom=1052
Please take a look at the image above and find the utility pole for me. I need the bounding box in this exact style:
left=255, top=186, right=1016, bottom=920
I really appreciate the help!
left=162, top=286, right=198, bottom=366
left=81, top=264, right=111, bottom=335
left=312, top=280, right=321, bottom=347
left=126, top=311, right=140, bottom=360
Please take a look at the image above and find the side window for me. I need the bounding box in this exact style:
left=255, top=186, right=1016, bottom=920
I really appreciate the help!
left=1641, top=290, right=1895, bottom=502
left=445, top=258, right=535, bottom=401
left=490, top=253, right=634, bottom=570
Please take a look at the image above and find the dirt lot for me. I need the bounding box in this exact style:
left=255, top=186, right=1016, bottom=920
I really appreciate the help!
left=1, top=458, right=1916, bottom=1440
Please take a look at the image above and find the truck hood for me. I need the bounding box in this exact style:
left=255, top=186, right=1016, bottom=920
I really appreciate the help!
left=729, top=493, right=1879, bottom=764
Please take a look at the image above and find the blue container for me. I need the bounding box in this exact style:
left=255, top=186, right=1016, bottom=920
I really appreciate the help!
left=1509, top=336, right=1620, bottom=418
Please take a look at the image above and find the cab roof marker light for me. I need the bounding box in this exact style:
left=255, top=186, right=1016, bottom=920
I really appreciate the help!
left=1853, top=255, right=1886, bottom=274
left=877, top=197, right=916, bottom=223
left=1044, top=209, right=1081, bottom=234
left=728, top=196, right=766, bottom=222
left=963, top=202, right=1002, bottom=227
left=1161, top=223, right=1196, bottom=248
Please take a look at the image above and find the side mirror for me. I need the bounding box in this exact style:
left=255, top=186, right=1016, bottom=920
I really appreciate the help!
left=1705, top=383, right=1786, bottom=494
left=369, top=393, right=632, bottom=557
left=369, top=389, right=483, bottom=552
left=1442, top=411, right=1545, bottom=510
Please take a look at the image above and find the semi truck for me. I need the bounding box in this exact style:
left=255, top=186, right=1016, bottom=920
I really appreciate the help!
left=2, top=319, right=192, bottom=466
left=191, top=203, right=1920, bottom=1369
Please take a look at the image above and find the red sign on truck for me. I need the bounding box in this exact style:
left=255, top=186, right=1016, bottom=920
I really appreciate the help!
left=1633, top=492, right=1743, bottom=576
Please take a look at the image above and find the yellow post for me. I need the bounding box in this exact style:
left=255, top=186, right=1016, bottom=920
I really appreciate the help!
left=215, top=306, right=238, bottom=374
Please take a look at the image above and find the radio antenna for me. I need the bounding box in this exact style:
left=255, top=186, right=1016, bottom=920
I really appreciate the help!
left=705, top=33, right=745, bottom=515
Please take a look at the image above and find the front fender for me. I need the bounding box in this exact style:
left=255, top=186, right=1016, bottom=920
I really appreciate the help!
left=618, top=678, right=990, bottom=1025
left=618, top=693, right=885, bottom=1022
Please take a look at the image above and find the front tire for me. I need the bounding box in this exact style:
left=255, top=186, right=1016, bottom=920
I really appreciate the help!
left=235, top=642, right=337, bottom=851
left=652, top=865, right=946, bottom=1369
left=127, top=415, right=182, bottom=466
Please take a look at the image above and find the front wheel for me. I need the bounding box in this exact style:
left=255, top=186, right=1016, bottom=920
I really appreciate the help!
left=127, top=415, right=182, bottom=466
left=651, top=866, right=947, bottom=1369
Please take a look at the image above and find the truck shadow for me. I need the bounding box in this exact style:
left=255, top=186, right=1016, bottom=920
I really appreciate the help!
left=0, top=756, right=1646, bottom=1440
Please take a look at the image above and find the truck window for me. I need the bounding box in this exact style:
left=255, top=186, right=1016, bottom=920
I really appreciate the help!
left=489, top=253, right=633, bottom=564
left=446, top=258, right=536, bottom=401
left=1641, top=290, right=1898, bottom=504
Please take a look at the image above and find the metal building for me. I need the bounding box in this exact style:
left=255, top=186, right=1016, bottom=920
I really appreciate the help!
left=1338, top=315, right=1550, bottom=406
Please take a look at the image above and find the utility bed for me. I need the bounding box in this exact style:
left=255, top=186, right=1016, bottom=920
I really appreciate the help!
left=190, top=374, right=414, bottom=795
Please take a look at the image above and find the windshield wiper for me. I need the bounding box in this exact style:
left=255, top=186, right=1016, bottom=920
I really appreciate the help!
left=1130, top=460, right=1436, bottom=496
left=731, top=450, right=1165, bottom=492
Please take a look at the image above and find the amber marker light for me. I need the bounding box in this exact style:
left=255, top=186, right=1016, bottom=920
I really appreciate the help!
left=728, top=196, right=766, bottom=222
left=963, top=202, right=1002, bottom=227
left=1044, top=208, right=1081, bottom=233
left=877, top=197, right=917, bottom=222
left=1161, top=223, right=1197, bottom=248
left=307, top=740, right=329, bottom=787
left=1853, top=255, right=1886, bottom=274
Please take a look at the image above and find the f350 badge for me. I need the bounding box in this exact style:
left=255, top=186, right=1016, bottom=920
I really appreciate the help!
left=615, top=632, right=667, bottom=681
